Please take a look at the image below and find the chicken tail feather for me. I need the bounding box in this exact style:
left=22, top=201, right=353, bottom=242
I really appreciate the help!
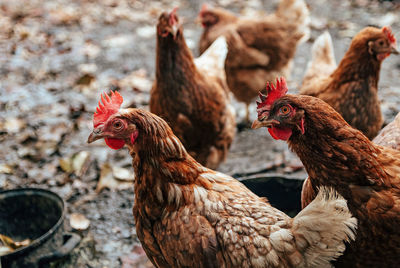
left=300, top=31, right=336, bottom=95
left=292, top=186, right=357, bottom=267
left=194, top=36, right=228, bottom=83
left=311, top=31, right=336, bottom=72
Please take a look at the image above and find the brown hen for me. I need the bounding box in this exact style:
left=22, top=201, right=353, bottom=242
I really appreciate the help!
left=198, top=0, right=309, bottom=122
left=300, top=26, right=399, bottom=139
left=88, top=91, right=357, bottom=268
left=150, top=8, right=235, bottom=169
left=253, top=78, right=400, bottom=267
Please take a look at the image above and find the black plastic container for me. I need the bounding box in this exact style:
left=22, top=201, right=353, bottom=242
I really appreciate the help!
left=0, top=188, right=80, bottom=268
left=239, top=175, right=304, bottom=217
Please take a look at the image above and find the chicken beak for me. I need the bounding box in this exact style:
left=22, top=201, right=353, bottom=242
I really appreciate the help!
left=391, top=44, right=399, bottom=55
left=87, top=127, right=104, bottom=144
left=171, top=24, right=179, bottom=38
left=251, top=118, right=276, bottom=129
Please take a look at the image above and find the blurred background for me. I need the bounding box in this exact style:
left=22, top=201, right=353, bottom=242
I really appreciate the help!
left=0, top=0, right=399, bottom=266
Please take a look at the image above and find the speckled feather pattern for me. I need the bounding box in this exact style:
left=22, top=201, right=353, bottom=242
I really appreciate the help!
left=120, top=109, right=357, bottom=268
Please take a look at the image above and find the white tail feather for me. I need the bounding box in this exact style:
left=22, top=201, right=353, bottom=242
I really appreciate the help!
left=194, top=36, right=228, bottom=81
left=306, top=31, right=337, bottom=78
left=293, top=186, right=357, bottom=267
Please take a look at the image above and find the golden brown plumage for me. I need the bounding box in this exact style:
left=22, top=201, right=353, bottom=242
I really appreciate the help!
left=88, top=95, right=357, bottom=268
left=300, top=27, right=399, bottom=139
left=198, top=0, right=309, bottom=121
left=150, top=9, right=235, bottom=169
left=253, top=82, right=400, bottom=267
left=302, top=111, right=400, bottom=209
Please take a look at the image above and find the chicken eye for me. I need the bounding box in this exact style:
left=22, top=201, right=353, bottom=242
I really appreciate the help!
left=279, top=105, right=291, bottom=116
left=160, top=29, right=169, bottom=37
left=379, top=40, right=385, bottom=46
left=113, top=120, right=124, bottom=130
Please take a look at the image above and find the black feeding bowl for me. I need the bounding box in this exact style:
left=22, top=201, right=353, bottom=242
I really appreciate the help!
left=0, top=188, right=80, bottom=268
left=239, top=175, right=304, bottom=217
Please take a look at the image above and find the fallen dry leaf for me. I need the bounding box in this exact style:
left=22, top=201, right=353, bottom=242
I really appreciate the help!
left=113, top=166, right=134, bottom=181
left=75, top=73, right=95, bottom=86
left=0, top=234, right=31, bottom=250
left=96, top=163, right=132, bottom=193
left=1, top=117, right=26, bottom=133
left=0, top=164, right=13, bottom=174
left=72, top=151, right=91, bottom=177
left=96, top=163, right=133, bottom=193
left=60, top=151, right=91, bottom=177
left=59, top=158, right=73, bottom=173
left=70, top=213, right=90, bottom=230
left=96, top=163, right=118, bottom=192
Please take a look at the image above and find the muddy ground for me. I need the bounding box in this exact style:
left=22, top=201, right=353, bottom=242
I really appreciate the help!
left=1, top=0, right=399, bottom=267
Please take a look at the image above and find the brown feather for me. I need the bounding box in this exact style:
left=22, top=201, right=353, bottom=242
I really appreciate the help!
left=266, top=94, right=400, bottom=267
left=199, top=0, right=309, bottom=106
left=92, top=108, right=357, bottom=268
left=300, top=27, right=397, bottom=139
left=150, top=11, right=235, bottom=169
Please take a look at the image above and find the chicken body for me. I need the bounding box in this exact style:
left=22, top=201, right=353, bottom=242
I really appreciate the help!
left=300, top=27, right=398, bottom=139
left=88, top=105, right=356, bottom=268
left=253, top=93, right=400, bottom=267
left=150, top=10, right=235, bottom=169
left=302, top=111, right=400, bottom=209
left=199, top=0, right=309, bottom=121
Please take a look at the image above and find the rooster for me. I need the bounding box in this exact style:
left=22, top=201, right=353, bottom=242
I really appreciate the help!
left=252, top=77, right=400, bottom=267
left=150, top=8, right=235, bottom=169
left=300, top=26, right=399, bottom=139
left=88, top=91, right=357, bottom=268
left=198, top=0, right=310, bottom=122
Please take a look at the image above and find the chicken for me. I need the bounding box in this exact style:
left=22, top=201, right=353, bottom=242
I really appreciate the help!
left=300, top=26, right=399, bottom=139
left=87, top=91, right=357, bottom=268
left=252, top=77, right=400, bottom=267
left=198, top=0, right=310, bottom=122
left=373, top=112, right=400, bottom=150
left=304, top=111, right=400, bottom=207
left=150, top=8, right=235, bottom=169
left=301, top=111, right=400, bottom=211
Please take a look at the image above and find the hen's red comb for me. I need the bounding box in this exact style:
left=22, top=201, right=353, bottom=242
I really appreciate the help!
left=256, top=77, right=288, bottom=117
left=169, top=7, right=178, bottom=26
left=93, top=91, right=123, bottom=127
left=382, top=26, right=396, bottom=44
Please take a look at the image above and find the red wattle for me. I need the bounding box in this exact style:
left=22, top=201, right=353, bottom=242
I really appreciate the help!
left=268, top=127, right=292, bottom=141
left=268, top=128, right=279, bottom=140
left=105, top=138, right=125, bottom=150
